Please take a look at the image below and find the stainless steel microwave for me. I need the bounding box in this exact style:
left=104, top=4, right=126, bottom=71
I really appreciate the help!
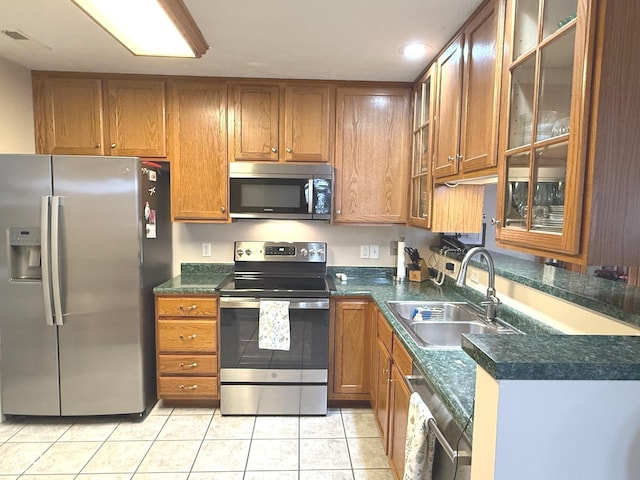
left=229, top=162, right=333, bottom=220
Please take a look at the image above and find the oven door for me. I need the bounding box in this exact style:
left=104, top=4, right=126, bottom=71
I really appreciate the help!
left=219, top=297, right=329, bottom=415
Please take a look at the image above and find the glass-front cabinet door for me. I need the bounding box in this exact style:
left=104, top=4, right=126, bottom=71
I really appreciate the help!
left=496, top=0, right=588, bottom=255
left=409, top=66, right=435, bottom=229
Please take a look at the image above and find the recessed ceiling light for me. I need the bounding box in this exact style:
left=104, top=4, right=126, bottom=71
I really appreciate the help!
left=400, top=43, right=430, bottom=60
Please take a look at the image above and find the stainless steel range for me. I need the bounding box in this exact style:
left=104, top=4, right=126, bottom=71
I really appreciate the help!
left=218, top=241, right=333, bottom=415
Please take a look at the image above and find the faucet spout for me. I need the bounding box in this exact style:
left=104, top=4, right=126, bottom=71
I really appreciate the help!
left=455, top=247, right=500, bottom=321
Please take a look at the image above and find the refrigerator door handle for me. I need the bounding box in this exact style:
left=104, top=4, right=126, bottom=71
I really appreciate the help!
left=40, top=195, right=55, bottom=326
left=51, top=195, right=64, bottom=326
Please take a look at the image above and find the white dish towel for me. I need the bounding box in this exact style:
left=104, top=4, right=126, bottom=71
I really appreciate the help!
left=258, top=300, right=291, bottom=351
left=403, top=392, right=437, bottom=480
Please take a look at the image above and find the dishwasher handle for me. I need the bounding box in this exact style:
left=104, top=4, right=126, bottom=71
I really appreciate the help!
left=404, top=375, right=472, bottom=466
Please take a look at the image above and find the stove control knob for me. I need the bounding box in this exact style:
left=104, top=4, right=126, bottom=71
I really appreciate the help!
left=300, top=248, right=308, bottom=257
left=236, top=249, right=244, bottom=257
left=245, top=249, right=252, bottom=256
left=308, top=249, right=316, bottom=256
left=317, top=248, right=325, bottom=256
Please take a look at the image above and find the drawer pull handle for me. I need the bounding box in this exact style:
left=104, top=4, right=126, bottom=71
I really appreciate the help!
left=179, top=362, right=198, bottom=368
left=179, top=304, right=198, bottom=311
left=179, top=384, right=198, bottom=390
left=179, top=334, right=197, bottom=340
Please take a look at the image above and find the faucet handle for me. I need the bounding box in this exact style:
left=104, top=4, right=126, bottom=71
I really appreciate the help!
left=480, top=295, right=501, bottom=306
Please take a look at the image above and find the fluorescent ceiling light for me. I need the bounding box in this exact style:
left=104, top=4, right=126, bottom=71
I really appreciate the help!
left=72, top=0, right=208, bottom=58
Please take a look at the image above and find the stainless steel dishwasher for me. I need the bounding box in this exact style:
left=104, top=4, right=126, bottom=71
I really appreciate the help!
left=405, top=369, right=472, bottom=480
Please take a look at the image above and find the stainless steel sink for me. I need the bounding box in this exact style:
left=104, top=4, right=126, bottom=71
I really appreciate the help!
left=385, top=301, right=517, bottom=349
left=386, top=301, right=482, bottom=323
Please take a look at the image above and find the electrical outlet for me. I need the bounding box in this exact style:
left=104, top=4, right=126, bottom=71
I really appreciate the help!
left=390, top=240, right=398, bottom=256
left=369, top=244, right=379, bottom=259
left=470, top=271, right=480, bottom=284
left=202, top=242, right=212, bottom=257
left=360, top=244, right=370, bottom=259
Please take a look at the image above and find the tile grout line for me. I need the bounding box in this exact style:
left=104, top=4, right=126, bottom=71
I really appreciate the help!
left=186, top=407, right=216, bottom=476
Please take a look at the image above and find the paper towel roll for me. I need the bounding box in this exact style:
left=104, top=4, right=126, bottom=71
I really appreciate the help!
left=397, top=241, right=406, bottom=278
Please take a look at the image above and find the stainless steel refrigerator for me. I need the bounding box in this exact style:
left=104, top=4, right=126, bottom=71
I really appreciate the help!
left=0, top=154, right=171, bottom=417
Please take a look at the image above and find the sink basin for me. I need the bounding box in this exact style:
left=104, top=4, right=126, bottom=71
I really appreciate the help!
left=386, top=301, right=483, bottom=323
left=409, top=321, right=496, bottom=347
left=385, top=301, right=517, bottom=349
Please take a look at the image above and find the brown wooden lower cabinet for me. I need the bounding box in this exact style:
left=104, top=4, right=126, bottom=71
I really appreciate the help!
left=155, top=295, right=219, bottom=402
left=370, top=305, right=414, bottom=479
left=389, top=363, right=412, bottom=479
left=374, top=338, right=392, bottom=451
left=330, top=298, right=373, bottom=400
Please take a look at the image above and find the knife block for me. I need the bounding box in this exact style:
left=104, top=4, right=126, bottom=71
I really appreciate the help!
left=408, top=259, right=429, bottom=283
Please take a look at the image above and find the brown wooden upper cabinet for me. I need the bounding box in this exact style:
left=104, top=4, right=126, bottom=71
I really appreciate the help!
left=494, top=0, right=640, bottom=266
left=167, top=79, right=228, bottom=222
left=408, top=66, right=436, bottom=229
left=106, top=79, right=166, bottom=157
left=409, top=65, right=484, bottom=234
left=33, top=73, right=166, bottom=158
left=433, top=0, right=504, bottom=180
left=229, top=83, right=333, bottom=163
left=334, top=87, right=411, bottom=224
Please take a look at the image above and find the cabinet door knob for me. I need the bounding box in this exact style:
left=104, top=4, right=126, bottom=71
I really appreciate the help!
left=271, top=147, right=278, bottom=153
left=336, top=209, right=341, bottom=215
left=110, top=143, right=116, bottom=148
left=491, top=218, right=501, bottom=226
left=95, top=143, right=101, bottom=148
left=221, top=206, right=226, bottom=213
left=447, top=155, right=455, bottom=162
left=456, top=154, right=463, bottom=160
left=286, top=147, right=292, bottom=153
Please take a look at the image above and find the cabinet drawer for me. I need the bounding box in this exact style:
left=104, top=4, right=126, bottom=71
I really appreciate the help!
left=158, top=376, right=218, bottom=399
left=377, top=313, right=393, bottom=353
left=157, top=320, right=217, bottom=352
left=158, top=354, right=217, bottom=375
left=392, top=337, right=413, bottom=376
left=157, top=296, right=218, bottom=318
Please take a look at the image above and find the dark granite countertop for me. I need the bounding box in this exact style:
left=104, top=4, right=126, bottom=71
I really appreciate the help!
left=153, top=263, right=640, bottom=443
left=461, top=334, right=640, bottom=381
left=436, top=247, right=640, bottom=328
left=153, top=263, right=232, bottom=294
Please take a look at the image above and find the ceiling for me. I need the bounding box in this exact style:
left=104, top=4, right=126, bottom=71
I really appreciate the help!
left=0, top=0, right=484, bottom=82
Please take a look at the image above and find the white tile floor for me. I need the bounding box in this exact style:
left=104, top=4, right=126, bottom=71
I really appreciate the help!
left=0, top=403, right=393, bottom=479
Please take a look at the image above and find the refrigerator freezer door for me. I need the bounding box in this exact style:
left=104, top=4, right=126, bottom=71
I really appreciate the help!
left=52, top=156, right=145, bottom=415
left=0, top=154, right=61, bottom=416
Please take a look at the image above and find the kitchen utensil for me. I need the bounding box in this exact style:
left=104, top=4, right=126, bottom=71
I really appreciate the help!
left=404, top=247, right=421, bottom=269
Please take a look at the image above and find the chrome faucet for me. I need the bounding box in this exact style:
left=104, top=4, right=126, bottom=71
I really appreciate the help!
left=455, top=247, right=501, bottom=321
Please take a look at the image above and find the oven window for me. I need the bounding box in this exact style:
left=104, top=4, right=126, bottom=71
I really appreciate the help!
left=220, top=308, right=329, bottom=370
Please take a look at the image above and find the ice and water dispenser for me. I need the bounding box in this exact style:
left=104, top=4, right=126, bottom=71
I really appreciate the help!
left=8, top=227, right=42, bottom=281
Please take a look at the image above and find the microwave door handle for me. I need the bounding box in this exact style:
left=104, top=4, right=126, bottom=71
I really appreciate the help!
left=40, top=196, right=54, bottom=326
left=308, top=179, right=314, bottom=214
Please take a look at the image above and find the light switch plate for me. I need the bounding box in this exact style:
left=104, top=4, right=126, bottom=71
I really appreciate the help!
left=369, top=244, right=379, bottom=259
left=202, top=242, right=212, bottom=257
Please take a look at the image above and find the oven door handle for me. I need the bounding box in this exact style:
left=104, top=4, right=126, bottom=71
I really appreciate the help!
left=220, top=297, right=330, bottom=310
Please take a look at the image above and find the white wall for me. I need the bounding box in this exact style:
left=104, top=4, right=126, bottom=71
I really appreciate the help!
left=172, top=222, right=439, bottom=275
left=0, top=56, right=34, bottom=153
left=472, top=368, right=640, bottom=480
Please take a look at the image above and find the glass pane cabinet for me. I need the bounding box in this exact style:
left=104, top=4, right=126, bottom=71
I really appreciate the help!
left=409, top=66, right=435, bottom=228
left=496, top=0, right=585, bottom=255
